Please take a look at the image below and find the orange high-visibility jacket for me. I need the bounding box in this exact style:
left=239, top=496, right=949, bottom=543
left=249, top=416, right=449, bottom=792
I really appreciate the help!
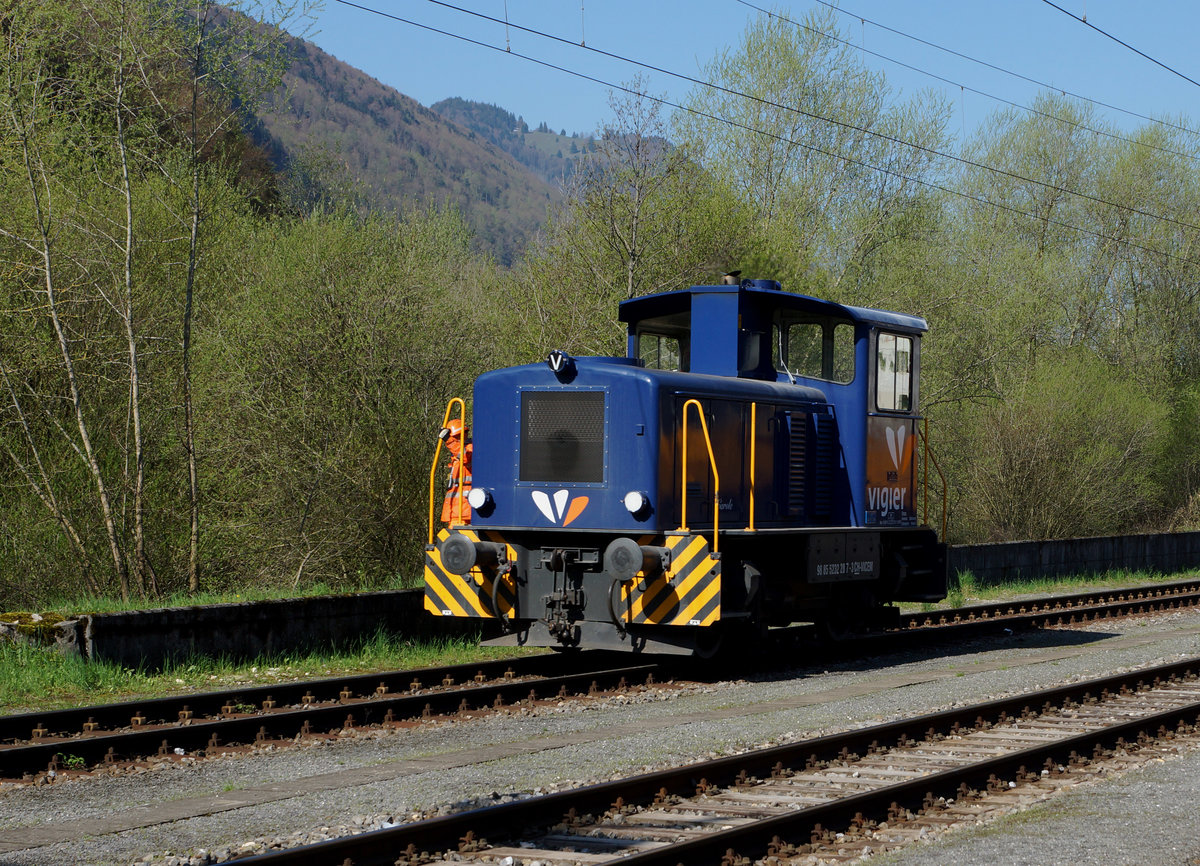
left=440, top=424, right=472, bottom=525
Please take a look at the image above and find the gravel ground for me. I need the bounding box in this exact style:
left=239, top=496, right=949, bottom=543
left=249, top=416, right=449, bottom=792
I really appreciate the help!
left=875, top=746, right=1200, bottom=866
left=3, top=610, right=1200, bottom=865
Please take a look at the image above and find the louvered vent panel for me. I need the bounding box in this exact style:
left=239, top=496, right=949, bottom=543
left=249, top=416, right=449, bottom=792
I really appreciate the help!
left=813, top=411, right=837, bottom=517
left=787, top=411, right=806, bottom=516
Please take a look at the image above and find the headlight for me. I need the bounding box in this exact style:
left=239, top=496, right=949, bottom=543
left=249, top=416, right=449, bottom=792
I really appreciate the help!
left=467, top=487, right=492, bottom=510
left=623, top=490, right=650, bottom=515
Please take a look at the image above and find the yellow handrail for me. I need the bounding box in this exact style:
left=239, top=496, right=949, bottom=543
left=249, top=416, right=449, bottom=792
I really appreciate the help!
left=678, top=398, right=720, bottom=552
left=919, top=416, right=949, bottom=539
left=427, top=397, right=466, bottom=545
left=744, top=402, right=757, bottom=531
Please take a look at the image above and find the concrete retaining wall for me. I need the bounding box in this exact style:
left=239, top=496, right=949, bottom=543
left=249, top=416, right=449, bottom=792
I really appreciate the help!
left=949, top=531, right=1200, bottom=586
left=76, top=589, right=493, bottom=669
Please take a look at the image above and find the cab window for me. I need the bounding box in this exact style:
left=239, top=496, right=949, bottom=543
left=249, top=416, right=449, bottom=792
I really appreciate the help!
left=876, top=332, right=913, bottom=412
left=773, top=319, right=854, bottom=384
left=638, top=332, right=685, bottom=371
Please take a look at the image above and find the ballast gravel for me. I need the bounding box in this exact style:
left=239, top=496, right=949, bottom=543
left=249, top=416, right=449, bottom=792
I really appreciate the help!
left=3, top=609, right=1200, bottom=865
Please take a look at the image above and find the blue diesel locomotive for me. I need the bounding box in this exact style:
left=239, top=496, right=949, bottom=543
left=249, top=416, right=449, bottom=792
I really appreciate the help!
left=424, top=279, right=947, bottom=655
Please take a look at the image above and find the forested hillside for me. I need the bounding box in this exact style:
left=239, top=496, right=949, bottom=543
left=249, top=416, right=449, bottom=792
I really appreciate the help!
left=1, top=2, right=1197, bottom=610
left=254, top=35, right=558, bottom=264
left=430, top=97, right=585, bottom=185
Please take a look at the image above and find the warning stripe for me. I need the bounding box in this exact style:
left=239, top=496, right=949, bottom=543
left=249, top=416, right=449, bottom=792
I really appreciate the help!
left=630, top=536, right=707, bottom=621
left=424, top=528, right=517, bottom=618
left=620, top=533, right=721, bottom=627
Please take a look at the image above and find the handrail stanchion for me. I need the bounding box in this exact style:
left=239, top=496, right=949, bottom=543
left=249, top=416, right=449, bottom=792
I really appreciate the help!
left=923, top=416, right=929, bottom=525
left=427, top=397, right=466, bottom=545
left=745, top=402, right=757, bottom=532
left=678, top=399, right=721, bottom=553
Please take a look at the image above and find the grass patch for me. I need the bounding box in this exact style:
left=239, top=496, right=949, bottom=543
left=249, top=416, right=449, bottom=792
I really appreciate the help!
left=0, top=630, right=533, bottom=716
left=27, top=579, right=421, bottom=619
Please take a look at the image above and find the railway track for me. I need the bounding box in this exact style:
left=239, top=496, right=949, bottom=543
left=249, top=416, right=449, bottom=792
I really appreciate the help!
left=0, top=653, right=666, bottom=781
left=764, top=576, right=1200, bottom=652
left=4, top=578, right=1198, bottom=784
left=234, top=655, right=1200, bottom=865
left=898, top=576, right=1200, bottom=630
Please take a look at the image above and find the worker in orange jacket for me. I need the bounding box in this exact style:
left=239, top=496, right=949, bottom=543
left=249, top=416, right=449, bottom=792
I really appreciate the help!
left=440, top=419, right=472, bottom=525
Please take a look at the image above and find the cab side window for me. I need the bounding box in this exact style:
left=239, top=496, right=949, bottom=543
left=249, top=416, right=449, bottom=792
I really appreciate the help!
left=773, top=319, right=855, bottom=384
left=781, top=321, right=823, bottom=378
left=876, top=333, right=913, bottom=412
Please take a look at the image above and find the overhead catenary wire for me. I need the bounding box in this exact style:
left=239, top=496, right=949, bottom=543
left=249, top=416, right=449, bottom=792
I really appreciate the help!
left=329, top=0, right=1200, bottom=270
left=737, top=0, right=1200, bottom=167
left=366, top=0, right=1200, bottom=238
left=1041, top=0, right=1200, bottom=90
left=810, top=0, right=1200, bottom=140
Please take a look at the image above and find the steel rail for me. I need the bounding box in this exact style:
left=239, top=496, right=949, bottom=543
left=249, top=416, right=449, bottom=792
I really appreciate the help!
left=898, top=577, right=1200, bottom=630
left=233, top=656, right=1200, bottom=865
left=6, top=579, right=1198, bottom=778
left=763, top=579, right=1200, bottom=657
left=0, top=661, right=659, bottom=779
left=0, top=654, right=577, bottom=744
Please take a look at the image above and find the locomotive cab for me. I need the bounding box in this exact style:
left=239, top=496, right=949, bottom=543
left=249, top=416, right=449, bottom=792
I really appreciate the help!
left=424, top=279, right=947, bottom=655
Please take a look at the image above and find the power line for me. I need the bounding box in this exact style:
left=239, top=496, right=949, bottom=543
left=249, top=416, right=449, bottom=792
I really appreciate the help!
left=1040, top=0, right=1200, bottom=89
left=810, top=0, right=1200, bottom=139
left=328, top=0, right=1200, bottom=269
left=738, top=0, right=1200, bottom=166
left=377, top=0, right=1200, bottom=238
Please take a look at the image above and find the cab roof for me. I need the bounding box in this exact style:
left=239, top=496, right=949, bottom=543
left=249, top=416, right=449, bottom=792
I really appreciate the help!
left=619, top=281, right=929, bottom=334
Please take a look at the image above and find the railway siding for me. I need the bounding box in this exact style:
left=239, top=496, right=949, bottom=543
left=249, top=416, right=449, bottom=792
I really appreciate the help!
left=5, top=605, right=1200, bottom=864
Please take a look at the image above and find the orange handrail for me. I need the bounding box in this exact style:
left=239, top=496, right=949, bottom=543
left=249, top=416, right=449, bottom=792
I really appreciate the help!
left=427, top=397, right=466, bottom=545
left=918, top=416, right=949, bottom=539
left=678, top=398, right=720, bottom=552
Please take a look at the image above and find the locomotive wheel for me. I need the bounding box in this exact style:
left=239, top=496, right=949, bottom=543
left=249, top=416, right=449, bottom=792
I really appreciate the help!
left=818, top=609, right=856, bottom=642
left=818, top=586, right=875, bottom=641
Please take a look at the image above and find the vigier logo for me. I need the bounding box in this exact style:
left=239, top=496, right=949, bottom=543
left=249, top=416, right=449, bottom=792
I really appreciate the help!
left=531, top=489, right=589, bottom=526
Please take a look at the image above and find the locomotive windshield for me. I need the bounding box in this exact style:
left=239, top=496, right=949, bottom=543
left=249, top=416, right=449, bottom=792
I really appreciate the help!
left=773, top=317, right=855, bottom=384
left=635, top=311, right=690, bottom=372
left=638, top=332, right=685, bottom=371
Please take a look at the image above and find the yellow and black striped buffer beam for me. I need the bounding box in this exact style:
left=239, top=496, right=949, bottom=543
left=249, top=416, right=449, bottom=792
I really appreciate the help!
left=425, top=528, right=517, bottom=618
left=620, top=533, right=721, bottom=627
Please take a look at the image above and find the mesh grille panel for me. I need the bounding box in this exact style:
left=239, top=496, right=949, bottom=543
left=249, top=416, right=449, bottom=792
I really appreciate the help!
left=519, top=391, right=605, bottom=483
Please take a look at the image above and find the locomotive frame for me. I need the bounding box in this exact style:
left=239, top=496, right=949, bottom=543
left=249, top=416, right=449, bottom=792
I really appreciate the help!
left=424, top=279, right=947, bottom=655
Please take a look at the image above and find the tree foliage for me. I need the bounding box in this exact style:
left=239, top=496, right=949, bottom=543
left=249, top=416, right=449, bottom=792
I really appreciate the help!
left=0, top=0, right=304, bottom=605
left=518, top=80, right=752, bottom=358
left=955, top=351, right=1166, bottom=540
left=3, top=4, right=1200, bottom=610
left=199, top=208, right=498, bottom=587
left=674, top=7, right=952, bottom=297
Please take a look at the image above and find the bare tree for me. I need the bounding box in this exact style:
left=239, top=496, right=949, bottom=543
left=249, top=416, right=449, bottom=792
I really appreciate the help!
left=1, top=49, right=131, bottom=597
left=569, top=79, right=698, bottom=300
left=170, top=0, right=310, bottom=593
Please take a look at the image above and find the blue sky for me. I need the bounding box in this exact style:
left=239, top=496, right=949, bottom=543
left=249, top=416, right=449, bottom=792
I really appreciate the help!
left=305, top=1, right=1199, bottom=143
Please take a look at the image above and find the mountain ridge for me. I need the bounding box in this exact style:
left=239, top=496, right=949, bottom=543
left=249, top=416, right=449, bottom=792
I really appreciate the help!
left=253, top=34, right=574, bottom=264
